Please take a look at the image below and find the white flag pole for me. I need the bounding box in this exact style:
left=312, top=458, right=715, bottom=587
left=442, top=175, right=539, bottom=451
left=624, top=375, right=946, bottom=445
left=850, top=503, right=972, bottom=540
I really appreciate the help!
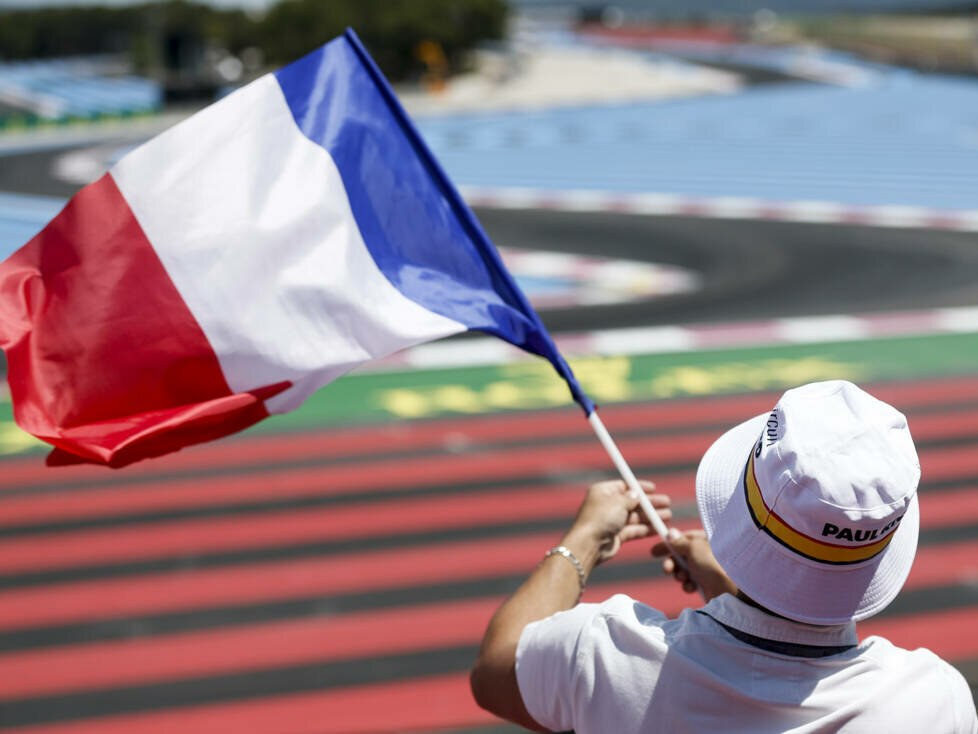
left=588, top=409, right=700, bottom=594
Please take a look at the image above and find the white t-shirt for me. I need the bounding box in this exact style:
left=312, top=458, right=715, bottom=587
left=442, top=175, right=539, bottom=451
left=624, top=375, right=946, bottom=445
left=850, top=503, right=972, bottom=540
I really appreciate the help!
left=516, top=593, right=977, bottom=734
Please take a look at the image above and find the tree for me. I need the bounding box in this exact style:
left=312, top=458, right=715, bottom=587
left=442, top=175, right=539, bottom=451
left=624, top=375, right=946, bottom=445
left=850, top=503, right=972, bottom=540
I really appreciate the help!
left=0, top=0, right=508, bottom=83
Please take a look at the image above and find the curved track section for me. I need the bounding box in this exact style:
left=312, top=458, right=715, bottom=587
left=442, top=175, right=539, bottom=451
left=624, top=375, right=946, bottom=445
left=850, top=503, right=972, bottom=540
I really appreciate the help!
left=1, top=134, right=977, bottom=732
left=2, top=143, right=978, bottom=335
left=475, top=207, right=978, bottom=331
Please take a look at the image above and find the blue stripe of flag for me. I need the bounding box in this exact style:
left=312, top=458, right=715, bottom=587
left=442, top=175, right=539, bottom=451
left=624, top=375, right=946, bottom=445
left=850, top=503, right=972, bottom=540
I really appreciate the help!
left=273, top=29, right=593, bottom=414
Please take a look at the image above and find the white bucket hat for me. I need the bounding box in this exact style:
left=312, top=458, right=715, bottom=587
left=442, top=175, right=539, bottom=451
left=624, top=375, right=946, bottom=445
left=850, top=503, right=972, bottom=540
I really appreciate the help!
left=696, top=380, right=920, bottom=625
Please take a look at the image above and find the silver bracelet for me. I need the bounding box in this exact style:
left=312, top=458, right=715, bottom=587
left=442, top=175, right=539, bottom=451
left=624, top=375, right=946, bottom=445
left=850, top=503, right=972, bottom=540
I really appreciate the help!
left=544, top=545, right=587, bottom=591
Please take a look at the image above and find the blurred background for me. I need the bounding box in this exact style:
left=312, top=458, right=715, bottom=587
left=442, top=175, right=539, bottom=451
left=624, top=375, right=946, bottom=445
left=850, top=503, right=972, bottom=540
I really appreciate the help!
left=1, top=0, right=977, bottom=731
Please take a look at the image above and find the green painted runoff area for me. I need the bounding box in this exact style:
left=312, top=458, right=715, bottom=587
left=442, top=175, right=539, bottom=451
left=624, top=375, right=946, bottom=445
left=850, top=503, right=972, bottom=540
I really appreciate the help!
left=3, top=330, right=977, bottom=457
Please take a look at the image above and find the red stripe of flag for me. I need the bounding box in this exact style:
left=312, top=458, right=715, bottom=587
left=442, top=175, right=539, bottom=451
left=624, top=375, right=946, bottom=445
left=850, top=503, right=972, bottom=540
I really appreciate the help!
left=0, top=174, right=287, bottom=466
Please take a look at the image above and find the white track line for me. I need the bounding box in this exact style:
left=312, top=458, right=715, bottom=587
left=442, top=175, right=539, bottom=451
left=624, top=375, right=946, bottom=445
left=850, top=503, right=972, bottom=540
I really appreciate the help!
left=365, top=306, right=978, bottom=373
left=461, top=187, right=978, bottom=232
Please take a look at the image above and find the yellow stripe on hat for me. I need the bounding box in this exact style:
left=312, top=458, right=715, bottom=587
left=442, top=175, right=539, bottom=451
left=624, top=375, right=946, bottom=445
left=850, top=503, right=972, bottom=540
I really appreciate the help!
left=743, top=452, right=896, bottom=565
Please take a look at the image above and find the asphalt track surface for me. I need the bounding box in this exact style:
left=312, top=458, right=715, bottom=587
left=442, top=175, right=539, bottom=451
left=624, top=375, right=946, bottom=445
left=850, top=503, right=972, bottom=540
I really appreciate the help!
left=476, top=208, right=978, bottom=331
left=3, top=143, right=978, bottom=330
left=1, top=141, right=978, bottom=732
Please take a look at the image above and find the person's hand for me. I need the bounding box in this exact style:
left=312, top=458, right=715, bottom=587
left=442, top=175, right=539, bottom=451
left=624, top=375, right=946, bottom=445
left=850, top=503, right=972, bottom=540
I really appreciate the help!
left=565, top=480, right=672, bottom=568
left=651, top=528, right=738, bottom=601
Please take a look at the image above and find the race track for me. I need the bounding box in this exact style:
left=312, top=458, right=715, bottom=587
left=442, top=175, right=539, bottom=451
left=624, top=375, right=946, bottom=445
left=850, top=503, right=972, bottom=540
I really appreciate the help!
left=3, top=142, right=978, bottom=332
left=1, top=135, right=977, bottom=732
left=476, top=207, right=978, bottom=330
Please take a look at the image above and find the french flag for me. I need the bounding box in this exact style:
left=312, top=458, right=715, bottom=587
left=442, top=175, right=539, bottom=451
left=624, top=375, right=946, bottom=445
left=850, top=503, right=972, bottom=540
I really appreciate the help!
left=0, top=30, right=591, bottom=467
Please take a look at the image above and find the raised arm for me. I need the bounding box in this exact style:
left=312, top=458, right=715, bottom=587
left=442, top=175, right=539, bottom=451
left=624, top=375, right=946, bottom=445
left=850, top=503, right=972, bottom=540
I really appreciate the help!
left=470, top=480, right=671, bottom=730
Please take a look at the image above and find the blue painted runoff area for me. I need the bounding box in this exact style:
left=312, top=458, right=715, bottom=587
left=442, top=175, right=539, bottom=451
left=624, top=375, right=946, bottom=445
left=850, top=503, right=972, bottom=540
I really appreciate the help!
left=2, top=44, right=977, bottom=250
left=0, top=192, right=64, bottom=260
left=416, top=70, right=978, bottom=209
left=0, top=57, right=161, bottom=119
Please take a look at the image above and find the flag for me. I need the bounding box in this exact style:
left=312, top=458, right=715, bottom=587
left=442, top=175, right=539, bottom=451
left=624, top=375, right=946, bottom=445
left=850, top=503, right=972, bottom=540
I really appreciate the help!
left=0, top=29, right=592, bottom=468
